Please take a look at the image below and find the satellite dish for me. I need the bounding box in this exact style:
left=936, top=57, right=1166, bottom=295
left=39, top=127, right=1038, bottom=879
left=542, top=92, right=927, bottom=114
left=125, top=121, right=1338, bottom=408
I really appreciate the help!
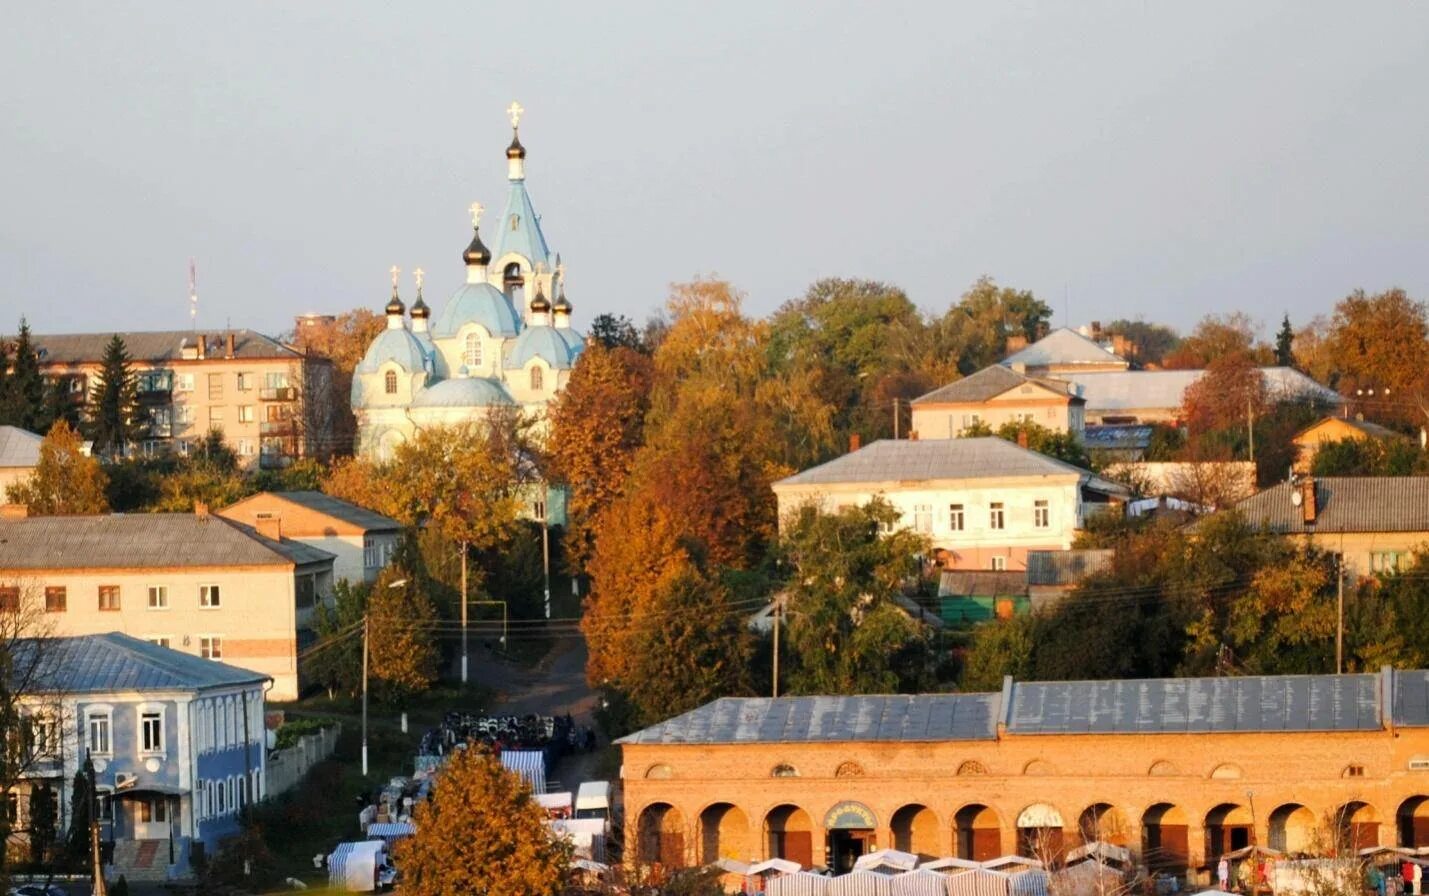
left=1291, top=491, right=1303, bottom=507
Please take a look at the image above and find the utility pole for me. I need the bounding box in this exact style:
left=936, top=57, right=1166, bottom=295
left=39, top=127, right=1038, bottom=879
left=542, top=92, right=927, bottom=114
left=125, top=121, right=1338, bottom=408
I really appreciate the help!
left=89, top=756, right=107, bottom=896
left=893, top=398, right=901, bottom=440
left=541, top=495, right=551, bottom=620
left=1336, top=531, right=1345, bottom=675
left=772, top=597, right=781, bottom=699
left=460, top=544, right=469, bottom=684
left=361, top=614, right=370, bottom=777
left=1247, top=397, right=1255, bottom=465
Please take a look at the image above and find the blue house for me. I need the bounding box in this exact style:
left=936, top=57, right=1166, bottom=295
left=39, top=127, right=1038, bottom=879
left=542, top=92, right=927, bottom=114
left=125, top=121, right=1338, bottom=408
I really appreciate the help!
left=10, top=633, right=269, bottom=880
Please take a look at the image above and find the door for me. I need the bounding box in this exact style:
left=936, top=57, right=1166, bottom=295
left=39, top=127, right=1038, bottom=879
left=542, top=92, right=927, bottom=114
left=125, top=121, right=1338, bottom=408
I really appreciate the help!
left=133, top=797, right=170, bottom=840
left=829, top=830, right=873, bottom=874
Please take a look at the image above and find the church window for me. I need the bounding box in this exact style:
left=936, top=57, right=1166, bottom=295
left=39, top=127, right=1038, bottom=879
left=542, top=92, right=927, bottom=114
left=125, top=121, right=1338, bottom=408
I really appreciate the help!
left=510, top=214, right=520, bottom=231
left=771, top=763, right=799, bottom=778
left=464, top=334, right=483, bottom=368
left=530, top=367, right=543, bottom=391
left=384, top=370, right=397, bottom=395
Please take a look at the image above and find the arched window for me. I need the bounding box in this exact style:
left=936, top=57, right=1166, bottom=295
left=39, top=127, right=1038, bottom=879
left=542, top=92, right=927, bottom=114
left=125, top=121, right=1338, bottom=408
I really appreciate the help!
left=645, top=764, right=673, bottom=779
left=383, top=370, right=397, bottom=394
left=464, top=334, right=482, bottom=368
left=835, top=761, right=865, bottom=778
left=530, top=366, right=543, bottom=391
left=957, top=760, right=988, bottom=776
left=771, top=763, right=799, bottom=778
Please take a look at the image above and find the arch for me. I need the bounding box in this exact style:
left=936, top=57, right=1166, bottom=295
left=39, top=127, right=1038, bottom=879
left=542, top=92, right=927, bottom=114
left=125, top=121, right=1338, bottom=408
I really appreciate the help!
left=834, top=761, right=865, bottom=778
left=529, top=365, right=543, bottom=391
left=954, top=803, right=1001, bottom=861
left=771, top=763, right=799, bottom=778
left=1023, top=759, right=1056, bottom=776
left=1205, top=803, right=1253, bottom=859
left=1148, top=760, right=1179, bottom=776
left=891, top=804, right=940, bottom=857
left=1142, top=803, right=1189, bottom=874
left=463, top=333, right=483, bottom=368
left=824, top=801, right=877, bottom=830
left=699, top=802, right=751, bottom=865
left=1017, top=803, right=1066, bottom=859
left=1397, top=796, right=1429, bottom=848
left=376, top=429, right=406, bottom=463
left=383, top=370, right=398, bottom=395
left=957, top=760, right=988, bottom=776
left=1209, top=763, right=1242, bottom=780
left=764, top=804, right=814, bottom=868
left=1078, top=803, right=1131, bottom=846
left=825, top=801, right=877, bottom=874
left=1268, top=803, right=1317, bottom=854
left=1334, top=801, right=1380, bottom=851
left=637, top=802, right=686, bottom=867
left=644, top=763, right=672, bottom=780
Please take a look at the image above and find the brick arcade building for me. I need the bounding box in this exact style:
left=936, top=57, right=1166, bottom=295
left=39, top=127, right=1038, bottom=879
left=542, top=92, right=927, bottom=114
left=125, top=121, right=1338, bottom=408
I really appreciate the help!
left=618, top=670, right=1429, bottom=882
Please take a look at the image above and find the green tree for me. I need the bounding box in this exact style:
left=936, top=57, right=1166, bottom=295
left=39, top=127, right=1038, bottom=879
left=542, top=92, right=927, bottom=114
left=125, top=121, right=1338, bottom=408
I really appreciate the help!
left=64, top=762, right=94, bottom=866
left=961, top=614, right=1036, bottom=691
left=1275, top=314, right=1296, bottom=368
left=85, top=335, right=141, bottom=458
left=395, top=747, right=570, bottom=896
left=148, top=430, right=252, bottom=512
left=6, top=420, right=109, bottom=513
left=1105, top=319, right=1182, bottom=368
left=307, top=579, right=369, bottom=697
left=27, top=780, right=58, bottom=866
left=587, top=312, right=647, bottom=352
left=0, top=319, right=46, bottom=431
left=936, top=276, right=1052, bottom=374
left=368, top=563, right=441, bottom=703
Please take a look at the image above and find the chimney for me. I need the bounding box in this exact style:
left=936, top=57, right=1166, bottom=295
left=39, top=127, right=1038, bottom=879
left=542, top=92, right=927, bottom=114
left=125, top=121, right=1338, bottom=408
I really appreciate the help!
left=849, top=433, right=861, bottom=453
left=226, top=332, right=236, bottom=359
left=1300, top=477, right=1317, bottom=525
left=0, top=504, right=28, bottom=520
left=1017, top=429, right=1029, bottom=449
left=256, top=516, right=283, bottom=541
left=910, top=431, right=919, bottom=441
left=1006, top=334, right=1029, bottom=353
left=194, top=501, right=210, bottom=517
left=1090, top=321, right=1103, bottom=341
left=196, top=335, right=207, bottom=360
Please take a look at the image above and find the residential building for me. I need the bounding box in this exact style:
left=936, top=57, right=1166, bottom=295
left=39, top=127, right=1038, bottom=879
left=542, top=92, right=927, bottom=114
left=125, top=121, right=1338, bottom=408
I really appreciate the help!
left=910, top=365, right=1086, bottom=441
left=1291, top=416, right=1411, bottom=474
left=1001, top=327, right=1131, bottom=375
left=1025, top=548, right=1113, bottom=610
left=6, top=633, right=267, bottom=878
left=351, top=106, right=586, bottom=461
left=217, top=490, right=400, bottom=585
left=618, top=669, right=1429, bottom=878
left=28, top=328, right=332, bottom=468
left=770, top=438, right=1129, bottom=571
left=0, top=508, right=335, bottom=700
left=935, top=569, right=1029, bottom=623
left=1230, top=476, right=1429, bottom=576
left=0, top=424, right=42, bottom=495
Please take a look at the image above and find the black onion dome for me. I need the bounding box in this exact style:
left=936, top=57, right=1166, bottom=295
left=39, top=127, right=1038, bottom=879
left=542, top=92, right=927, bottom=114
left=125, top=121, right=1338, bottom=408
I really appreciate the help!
left=506, top=130, right=526, bottom=160
left=529, top=285, right=551, bottom=313
left=410, top=292, right=430, bottom=319
left=463, top=228, right=491, bottom=266
left=553, top=286, right=572, bottom=313
left=385, top=288, right=405, bottom=316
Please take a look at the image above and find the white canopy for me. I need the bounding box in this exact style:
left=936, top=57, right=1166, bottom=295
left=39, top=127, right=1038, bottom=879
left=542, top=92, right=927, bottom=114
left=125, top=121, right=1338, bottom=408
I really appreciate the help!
left=856, top=849, right=920, bottom=873
left=892, top=868, right=954, bottom=896
left=328, top=840, right=385, bottom=893
left=829, top=870, right=894, bottom=896
left=1009, top=869, right=1051, bottom=896
left=921, top=858, right=983, bottom=874
left=500, top=750, right=546, bottom=794
left=982, top=856, right=1044, bottom=872
left=768, top=871, right=833, bottom=896
left=750, top=857, right=803, bottom=876
left=946, top=867, right=1014, bottom=896
left=1016, top=804, right=1064, bottom=828
left=536, top=791, right=573, bottom=811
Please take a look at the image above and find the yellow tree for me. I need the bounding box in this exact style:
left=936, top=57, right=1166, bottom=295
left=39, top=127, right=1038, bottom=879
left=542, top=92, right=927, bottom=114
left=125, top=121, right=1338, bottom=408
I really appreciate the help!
left=367, top=564, right=441, bottom=700
left=1327, top=288, right=1429, bottom=427
left=5, top=420, right=109, bottom=514
left=395, top=747, right=570, bottom=896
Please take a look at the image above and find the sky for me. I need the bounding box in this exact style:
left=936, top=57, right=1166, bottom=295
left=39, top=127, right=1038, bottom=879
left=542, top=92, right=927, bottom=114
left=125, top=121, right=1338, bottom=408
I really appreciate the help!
left=3, top=2, right=1428, bottom=340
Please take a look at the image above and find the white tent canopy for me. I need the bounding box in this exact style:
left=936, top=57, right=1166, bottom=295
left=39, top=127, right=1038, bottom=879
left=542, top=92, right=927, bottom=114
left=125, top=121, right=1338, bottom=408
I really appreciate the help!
left=1016, top=805, right=1065, bottom=828
left=829, top=870, right=895, bottom=896
left=922, top=857, right=983, bottom=874
left=500, top=750, right=547, bottom=793
left=769, top=871, right=833, bottom=896
left=750, top=857, right=803, bottom=876
left=946, top=867, right=1014, bottom=896
left=328, top=840, right=386, bottom=893
left=1009, top=869, right=1051, bottom=896
left=857, top=849, right=920, bottom=873
left=892, top=868, right=954, bottom=896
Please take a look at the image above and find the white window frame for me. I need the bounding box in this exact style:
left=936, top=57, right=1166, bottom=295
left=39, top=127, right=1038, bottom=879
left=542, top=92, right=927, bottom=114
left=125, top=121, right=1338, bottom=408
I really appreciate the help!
left=148, top=585, right=168, bottom=610
left=1034, top=499, right=1050, bottom=529
left=463, top=333, right=483, bottom=368
left=991, top=556, right=1007, bottom=571
left=949, top=503, right=965, bottom=532
left=174, top=373, right=195, bottom=393
left=87, top=706, right=114, bottom=756
left=200, top=635, right=223, bottom=660
left=913, top=503, right=933, bottom=534
left=138, top=704, right=165, bottom=755
left=236, top=372, right=254, bottom=391
left=200, top=584, right=221, bottom=609
left=990, top=502, right=1005, bottom=530
left=29, top=713, right=59, bottom=758
left=237, top=405, right=255, bottom=423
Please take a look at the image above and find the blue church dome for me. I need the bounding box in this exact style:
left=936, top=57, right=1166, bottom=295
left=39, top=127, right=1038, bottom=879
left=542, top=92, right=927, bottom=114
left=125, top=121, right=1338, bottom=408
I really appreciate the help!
left=356, top=328, right=428, bottom=376
left=411, top=376, right=515, bottom=408
left=432, top=282, right=521, bottom=339
left=505, top=325, right=577, bottom=370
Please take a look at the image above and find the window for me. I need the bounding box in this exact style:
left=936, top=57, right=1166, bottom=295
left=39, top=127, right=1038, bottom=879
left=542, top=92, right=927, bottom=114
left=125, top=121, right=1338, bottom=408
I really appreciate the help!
left=264, top=371, right=289, bottom=390
left=200, top=636, right=223, bottom=660
left=30, top=715, right=58, bottom=757
left=237, top=405, right=254, bottom=423
left=991, top=556, right=1007, bottom=571
left=237, top=439, right=255, bottom=456
left=1372, top=552, right=1404, bottom=573
left=200, top=584, right=221, bottom=608
left=384, top=370, right=398, bottom=394
left=69, top=376, right=87, bottom=394
left=148, top=637, right=171, bottom=649
left=98, top=585, right=120, bottom=611
left=88, top=711, right=112, bottom=754
left=148, top=586, right=168, bottom=609
left=208, top=407, right=224, bottom=425
left=141, top=710, right=164, bottom=753
left=948, top=504, right=965, bottom=531
left=530, top=366, right=543, bottom=390
left=174, top=373, right=194, bottom=392
left=962, top=413, right=981, bottom=428
left=175, top=405, right=195, bottom=425
left=1344, top=764, right=1366, bottom=778
left=139, top=797, right=168, bottom=823
left=207, top=373, right=224, bottom=400
left=771, top=763, right=799, bottom=778
left=236, top=372, right=254, bottom=391
left=44, top=586, right=66, bottom=613
left=989, top=502, right=1005, bottom=530
left=363, top=536, right=377, bottom=569
left=1034, top=499, right=1049, bottom=528
left=0, top=586, right=17, bottom=613
left=463, top=334, right=482, bottom=368
left=913, top=504, right=933, bottom=534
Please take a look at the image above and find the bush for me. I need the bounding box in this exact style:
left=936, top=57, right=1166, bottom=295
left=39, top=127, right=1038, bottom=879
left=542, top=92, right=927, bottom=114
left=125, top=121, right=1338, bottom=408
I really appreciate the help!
left=274, top=717, right=338, bottom=750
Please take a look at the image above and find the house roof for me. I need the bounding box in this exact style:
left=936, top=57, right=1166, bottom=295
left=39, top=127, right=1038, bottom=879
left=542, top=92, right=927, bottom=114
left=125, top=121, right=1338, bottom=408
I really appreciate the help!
left=1065, top=368, right=1340, bottom=414
left=1001, top=328, right=1128, bottom=370
left=1026, top=549, right=1114, bottom=586
left=0, top=425, right=42, bottom=469
left=219, top=491, right=400, bottom=534
left=28, top=329, right=304, bottom=365
left=1231, top=477, right=1429, bottom=534
left=1083, top=425, right=1154, bottom=452
left=1293, top=416, right=1407, bottom=443
left=912, top=365, right=1079, bottom=406
left=938, top=570, right=1028, bottom=598
left=12, top=632, right=268, bottom=694
left=0, top=513, right=335, bottom=570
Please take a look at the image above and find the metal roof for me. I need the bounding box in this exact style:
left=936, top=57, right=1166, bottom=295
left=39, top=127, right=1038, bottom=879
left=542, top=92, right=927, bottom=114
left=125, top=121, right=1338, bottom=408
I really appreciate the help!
left=28, top=329, right=302, bottom=365
left=1391, top=671, right=1429, bottom=726
left=774, top=438, right=1098, bottom=488
left=616, top=694, right=1002, bottom=745
left=0, top=425, right=42, bottom=469
left=1006, top=674, right=1382, bottom=734
left=1025, top=549, right=1114, bottom=586
left=220, top=491, right=400, bottom=533
left=912, top=365, right=1079, bottom=406
left=1065, top=368, right=1340, bottom=414
left=12, top=632, right=268, bottom=694
left=1002, top=329, right=1128, bottom=369
left=0, top=513, right=335, bottom=570
left=1232, top=478, right=1429, bottom=534
left=1083, top=425, right=1153, bottom=451
left=1293, top=416, right=1407, bottom=442
left=938, top=570, right=1028, bottom=598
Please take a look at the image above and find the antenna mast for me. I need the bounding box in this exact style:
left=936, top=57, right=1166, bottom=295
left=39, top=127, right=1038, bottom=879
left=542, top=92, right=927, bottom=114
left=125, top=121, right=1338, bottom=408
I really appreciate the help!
left=189, top=259, right=198, bottom=331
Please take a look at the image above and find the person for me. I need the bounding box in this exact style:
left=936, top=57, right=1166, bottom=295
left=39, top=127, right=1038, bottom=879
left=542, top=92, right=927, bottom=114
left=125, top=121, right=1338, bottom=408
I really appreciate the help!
left=1218, top=857, right=1230, bottom=892
left=1372, top=864, right=1387, bottom=896
left=1405, top=861, right=1416, bottom=896
left=1413, top=862, right=1422, bottom=896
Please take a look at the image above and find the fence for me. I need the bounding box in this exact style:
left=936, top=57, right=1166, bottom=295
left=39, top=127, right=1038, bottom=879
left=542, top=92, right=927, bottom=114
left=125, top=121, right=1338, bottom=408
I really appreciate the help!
left=266, top=722, right=342, bottom=798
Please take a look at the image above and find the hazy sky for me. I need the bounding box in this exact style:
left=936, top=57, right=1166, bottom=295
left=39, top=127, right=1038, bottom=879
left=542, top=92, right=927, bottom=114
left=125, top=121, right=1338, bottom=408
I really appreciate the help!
left=3, top=2, right=1427, bottom=340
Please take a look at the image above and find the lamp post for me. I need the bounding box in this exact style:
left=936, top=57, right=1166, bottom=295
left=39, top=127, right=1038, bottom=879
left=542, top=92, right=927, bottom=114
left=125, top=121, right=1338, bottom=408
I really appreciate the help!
left=363, top=578, right=408, bottom=778
left=539, top=491, right=551, bottom=620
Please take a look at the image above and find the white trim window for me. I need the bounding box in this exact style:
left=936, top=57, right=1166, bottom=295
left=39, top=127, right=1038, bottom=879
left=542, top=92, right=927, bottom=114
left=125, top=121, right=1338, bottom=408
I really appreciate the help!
left=912, top=504, right=933, bottom=534
left=991, top=556, right=1008, bottom=571
left=200, top=584, right=221, bottom=609
left=140, top=708, right=164, bottom=754
left=200, top=636, right=223, bottom=660
left=989, top=502, right=1006, bottom=530
left=29, top=714, right=59, bottom=758
left=949, top=503, right=965, bottom=532
left=87, top=709, right=113, bottom=755
left=148, top=585, right=168, bottom=610
left=1033, top=499, right=1050, bottom=529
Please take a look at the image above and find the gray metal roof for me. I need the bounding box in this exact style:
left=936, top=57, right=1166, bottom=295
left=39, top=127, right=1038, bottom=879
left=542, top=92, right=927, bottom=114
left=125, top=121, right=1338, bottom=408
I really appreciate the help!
left=12, top=632, right=268, bottom=694
left=1002, top=329, right=1128, bottom=369
left=774, top=438, right=1096, bottom=488
left=912, top=365, right=1079, bottom=406
left=616, top=695, right=1001, bottom=745
left=1066, top=368, right=1339, bottom=414
left=0, top=425, right=42, bottom=469
left=1026, top=549, right=1114, bottom=586
left=1391, top=671, right=1429, bottom=726
left=1233, top=478, right=1429, bottom=534
left=0, top=513, right=335, bottom=570
left=1083, top=425, right=1153, bottom=451
left=220, top=491, right=400, bottom=533
left=1007, top=674, right=1382, bottom=734
left=938, top=570, right=1027, bottom=598
left=28, top=329, right=302, bottom=365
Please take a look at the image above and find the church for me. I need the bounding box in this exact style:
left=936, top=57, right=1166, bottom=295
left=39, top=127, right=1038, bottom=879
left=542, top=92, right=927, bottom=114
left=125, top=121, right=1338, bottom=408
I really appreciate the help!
left=351, top=103, right=585, bottom=460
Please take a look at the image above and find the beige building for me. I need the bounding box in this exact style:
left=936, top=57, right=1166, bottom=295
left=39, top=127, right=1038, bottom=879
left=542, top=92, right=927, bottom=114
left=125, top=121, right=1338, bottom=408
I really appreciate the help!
left=0, top=508, right=335, bottom=700
left=911, top=365, right=1086, bottom=441
left=0, top=425, right=42, bottom=496
left=218, top=490, right=401, bottom=585
left=31, top=329, right=333, bottom=468
left=1291, top=416, right=1411, bottom=474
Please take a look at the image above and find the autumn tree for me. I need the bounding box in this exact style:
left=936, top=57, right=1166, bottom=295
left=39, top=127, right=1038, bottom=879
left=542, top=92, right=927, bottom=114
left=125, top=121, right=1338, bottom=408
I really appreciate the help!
left=287, top=308, right=385, bottom=456
left=85, top=335, right=141, bottom=458
left=149, top=429, right=253, bottom=512
left=6, top=420, right=109, bottom=514
left=367, top=562, right=441, bottom=702
left=395, top=746, right=570, bottom=896
left=962, top=419, right=1091, bottom=468
left=1180, top=351, right=1266, bottom=447
left=1326, top=288, right=1429, bottom=428
left=1163, top=312, right=1267, bottom=369
left=1104, top=319, right=1181, bottom=368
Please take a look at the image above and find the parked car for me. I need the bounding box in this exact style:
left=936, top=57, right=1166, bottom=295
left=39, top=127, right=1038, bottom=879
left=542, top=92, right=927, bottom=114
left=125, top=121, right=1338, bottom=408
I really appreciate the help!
left=9, top=884, right=71, bottom=896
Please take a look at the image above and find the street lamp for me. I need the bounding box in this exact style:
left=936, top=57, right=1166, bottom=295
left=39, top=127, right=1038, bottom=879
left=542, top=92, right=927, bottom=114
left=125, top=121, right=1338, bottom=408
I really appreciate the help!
left=362, top=578, right=408, bottom=778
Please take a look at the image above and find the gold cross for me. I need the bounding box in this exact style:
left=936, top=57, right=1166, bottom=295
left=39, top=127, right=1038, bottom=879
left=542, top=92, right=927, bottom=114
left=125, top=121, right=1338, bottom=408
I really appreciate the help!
left=507, top=101, right=524, bottom=129
left=389, top=265, right=400, bottom=288
left=414, top=268, right=425, bottom=290
left=469, top=201, right=483, bottom=228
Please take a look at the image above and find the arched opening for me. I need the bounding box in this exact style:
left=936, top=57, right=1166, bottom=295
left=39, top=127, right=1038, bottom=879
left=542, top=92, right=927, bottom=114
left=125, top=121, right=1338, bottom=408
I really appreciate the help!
left=1205, top=803, right=1253, bottom=860
left=463, top=333, right=482, bottom=368
left=383, top=370, right=397, bottom=395
left=954, top=804, right=1001, bottom=861
left=1078, top=803, right=1131, bottom=846
left=771, top=763, right=799, bottom=778
left=645, top=764, right=672, bottom=779
left=699, top=802, right=751, bottom=865
left=1268, top=803, right=1317, bottom=854
left=1141, top=803, right=1188, bottom=874
left=835, top=762, right=864, bottom=778
left=1017, top=803, right=1066, bottom=861
left=765, top=804, right=814, bottom=868
left=1335, top=801, right=1380, bottom=851
left=637, top=802, right=686, bottom=867
left=1399, top=797, right=1429, bottom=848
left=824, top=801, right=877, bottom=875
left=529, top=366, right=543, bottom=391
left=503, top=262, right=525, bottom=306
left=891, top=804, right=940, bottom=858
left=376, top=430, right=405, bottom=463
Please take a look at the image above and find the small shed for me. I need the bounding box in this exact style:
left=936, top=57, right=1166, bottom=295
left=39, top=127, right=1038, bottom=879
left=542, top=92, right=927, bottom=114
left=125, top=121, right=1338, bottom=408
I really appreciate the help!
left=328, top=840, right=387, bottom=892
left=500, top=749, right=547, bottom=793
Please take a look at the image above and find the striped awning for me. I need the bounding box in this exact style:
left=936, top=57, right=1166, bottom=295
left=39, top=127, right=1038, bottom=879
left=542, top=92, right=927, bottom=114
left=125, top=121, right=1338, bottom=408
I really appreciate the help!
left=769, top=871, right=833, bottom=896
left=1008, top=869, right=1050, bottom=896
left=829, top=870, right=894, bottom=896
left=892, top=869, right=952, bottom=896
left=946, top=868, right=1012, bottom=896
left=328, top=840, right=384, bottom=892
left=500, top=750, right=546, bottom=794
left=365, top=822, right=415, bottom=842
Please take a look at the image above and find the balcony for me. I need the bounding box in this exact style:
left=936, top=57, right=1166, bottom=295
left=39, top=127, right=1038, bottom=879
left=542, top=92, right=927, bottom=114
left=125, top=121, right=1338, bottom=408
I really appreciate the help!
left=259, top=452, right=294, bottom=470
left=260, top=420, right=296, bottom=436
left=148, top=423, right=173, bottom=438
left=260, top=386, right=298, bottom=401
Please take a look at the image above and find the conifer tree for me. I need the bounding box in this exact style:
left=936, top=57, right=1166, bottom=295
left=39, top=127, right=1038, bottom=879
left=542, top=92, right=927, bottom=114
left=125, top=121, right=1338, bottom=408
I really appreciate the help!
left=86, top=334, right=140, bottom=458
left=1275, top=313, right=1296, bottom=368
left=3, top=319, right=46, bottom=431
